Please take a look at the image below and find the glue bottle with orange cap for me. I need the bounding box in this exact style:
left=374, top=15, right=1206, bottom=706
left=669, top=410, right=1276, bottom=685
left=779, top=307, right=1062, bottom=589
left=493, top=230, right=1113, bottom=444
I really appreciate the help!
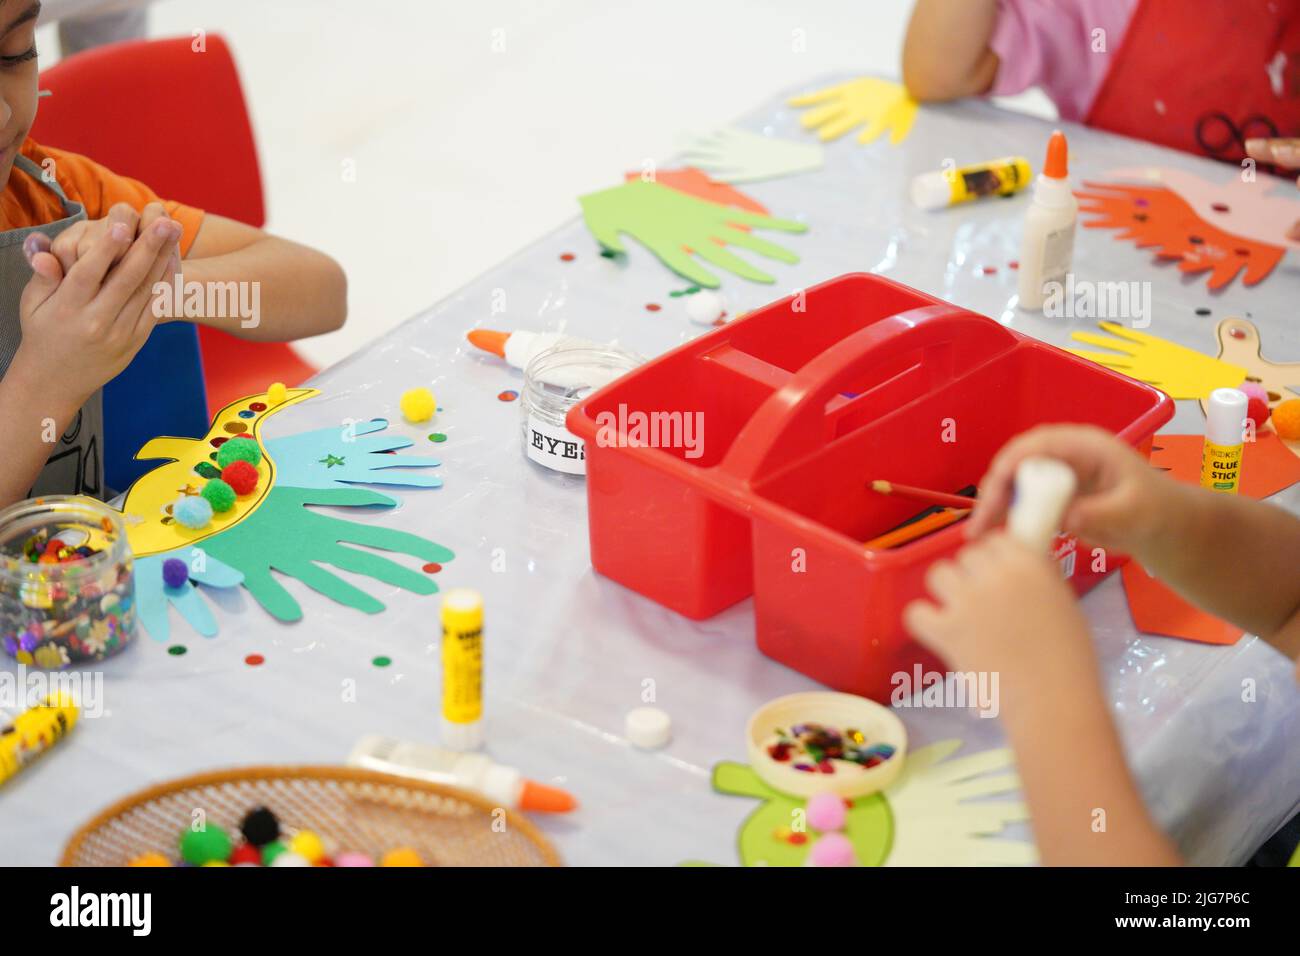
left=1017, top=130, right=1078, bottom=311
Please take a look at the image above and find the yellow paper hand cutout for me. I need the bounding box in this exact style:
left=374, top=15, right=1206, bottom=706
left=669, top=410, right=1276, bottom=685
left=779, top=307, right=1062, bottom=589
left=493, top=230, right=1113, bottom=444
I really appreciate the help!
left=1068, top=322, right=1248, bottom=401
left=788, top=77, right=918, bottom=145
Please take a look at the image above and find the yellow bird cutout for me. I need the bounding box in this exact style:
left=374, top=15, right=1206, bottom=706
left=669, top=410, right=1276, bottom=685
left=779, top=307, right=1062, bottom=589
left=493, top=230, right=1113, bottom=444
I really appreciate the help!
left=119, top=387, right=316, bottom=558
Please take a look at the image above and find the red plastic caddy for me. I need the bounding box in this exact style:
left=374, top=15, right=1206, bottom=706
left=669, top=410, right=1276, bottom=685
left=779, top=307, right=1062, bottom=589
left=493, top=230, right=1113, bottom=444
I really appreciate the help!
left=567, top=274, right=1173, bottom=701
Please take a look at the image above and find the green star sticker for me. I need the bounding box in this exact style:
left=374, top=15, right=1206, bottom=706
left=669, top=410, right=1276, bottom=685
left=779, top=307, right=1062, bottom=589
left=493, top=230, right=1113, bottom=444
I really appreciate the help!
left=319, top=454, right=346, bottom=468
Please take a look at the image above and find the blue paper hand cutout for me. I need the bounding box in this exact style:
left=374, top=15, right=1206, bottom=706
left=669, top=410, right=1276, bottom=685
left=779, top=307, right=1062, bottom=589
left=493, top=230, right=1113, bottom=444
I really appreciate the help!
left=265, top=419, right=442, bottom=490
left=135, top=547, right=244, bottom=642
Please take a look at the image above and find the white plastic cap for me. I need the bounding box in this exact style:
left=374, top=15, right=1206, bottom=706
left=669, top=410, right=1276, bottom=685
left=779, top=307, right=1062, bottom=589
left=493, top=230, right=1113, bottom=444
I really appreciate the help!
left=625, top=707, right=672, bottom=750
left=440, top=716, right=484, bottom=752
left=1206, top=388, right=1248, bottom=446
left=1008, top=457, right=1078, bottom=552
left=910, top=171, right=953, bottom=210
left=479, top=763, right=524, bottom=807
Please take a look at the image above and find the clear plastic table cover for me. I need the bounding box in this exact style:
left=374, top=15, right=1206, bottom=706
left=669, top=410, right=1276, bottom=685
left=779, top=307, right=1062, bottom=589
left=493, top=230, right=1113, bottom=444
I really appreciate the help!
left=3, top=75, right=1297, bottom=866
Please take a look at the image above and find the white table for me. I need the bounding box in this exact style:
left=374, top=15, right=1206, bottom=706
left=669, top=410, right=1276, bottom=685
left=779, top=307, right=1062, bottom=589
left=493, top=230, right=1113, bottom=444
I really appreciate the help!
left=4, top=76, right=1298, bottom=866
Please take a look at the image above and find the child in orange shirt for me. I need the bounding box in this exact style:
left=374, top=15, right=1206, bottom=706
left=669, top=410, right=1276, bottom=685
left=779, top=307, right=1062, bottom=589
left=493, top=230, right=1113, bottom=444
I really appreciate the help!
left=0, top=0, right=346, bottom=505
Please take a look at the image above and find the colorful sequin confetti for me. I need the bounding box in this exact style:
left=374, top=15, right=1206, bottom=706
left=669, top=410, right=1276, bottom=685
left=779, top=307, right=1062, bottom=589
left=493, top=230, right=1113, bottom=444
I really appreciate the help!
left=497, top=390, right=519, bottom=402
left=168, top=645, right=188, bottom=656
left=427, top=433, right=447, bottom=443
left=765, top=723, right=896, bottom=774
left=371, top=655, right=392, bottom=668
left=645, top=303, right=661, bottom=312
left=421, top=562, right=442, bottom=573
left=560, top=252, right=575, bottom=262
left=244, top=654, right=265, bottom=667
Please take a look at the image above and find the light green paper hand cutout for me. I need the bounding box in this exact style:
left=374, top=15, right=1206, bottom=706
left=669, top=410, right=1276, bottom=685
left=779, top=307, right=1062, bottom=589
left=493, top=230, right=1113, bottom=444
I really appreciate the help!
left=1068, top=321, right=1247, bottom=400
left=789, top=76, right=918, bottom=145
left=579, top=179, right=806, bottom=289
left=200, top=485, right=454, bottom=622
left=680, top=127, right=824, bottom=184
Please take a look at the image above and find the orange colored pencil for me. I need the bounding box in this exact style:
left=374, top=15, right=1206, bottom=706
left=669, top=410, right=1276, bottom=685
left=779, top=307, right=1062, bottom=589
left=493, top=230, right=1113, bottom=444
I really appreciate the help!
left=864, top=508, right=970, bottom=550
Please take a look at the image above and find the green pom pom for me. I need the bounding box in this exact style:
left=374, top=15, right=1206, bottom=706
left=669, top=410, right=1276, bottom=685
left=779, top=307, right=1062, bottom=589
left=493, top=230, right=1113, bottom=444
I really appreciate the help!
left=216, top=437, right=262, bottom=469
left=179, top=824, right=233, bottom=865
left=259, top=839, right=287, bottom=865
left=201, top=479, right=237, bottom=513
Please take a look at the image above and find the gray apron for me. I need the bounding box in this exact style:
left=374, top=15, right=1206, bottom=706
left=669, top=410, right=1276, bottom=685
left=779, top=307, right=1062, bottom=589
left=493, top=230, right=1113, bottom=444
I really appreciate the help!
left=0, top=153, right=102, bottom=499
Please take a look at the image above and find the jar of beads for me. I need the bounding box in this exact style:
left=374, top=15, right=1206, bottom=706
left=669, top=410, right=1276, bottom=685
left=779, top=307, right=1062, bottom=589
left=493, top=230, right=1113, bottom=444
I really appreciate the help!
left=0, top=496, right=136, bottom=668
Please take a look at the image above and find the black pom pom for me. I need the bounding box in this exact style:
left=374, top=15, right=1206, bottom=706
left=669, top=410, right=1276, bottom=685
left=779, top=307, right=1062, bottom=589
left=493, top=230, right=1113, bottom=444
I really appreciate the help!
left=240, top=806, right=280, bottom=846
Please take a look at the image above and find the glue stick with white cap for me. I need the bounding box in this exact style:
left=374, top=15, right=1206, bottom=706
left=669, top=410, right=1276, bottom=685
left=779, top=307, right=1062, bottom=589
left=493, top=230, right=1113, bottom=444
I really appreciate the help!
left=1200, top=388, right=1247, bottom=494
left=440, top=588, right=484, bottom=751
left=1008, top=457, right=1078, bottom=552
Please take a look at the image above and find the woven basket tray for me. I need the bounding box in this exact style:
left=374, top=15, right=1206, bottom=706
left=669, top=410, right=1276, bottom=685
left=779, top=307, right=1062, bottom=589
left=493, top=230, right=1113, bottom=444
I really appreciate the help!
left=60, top=765, right=561, bottom=867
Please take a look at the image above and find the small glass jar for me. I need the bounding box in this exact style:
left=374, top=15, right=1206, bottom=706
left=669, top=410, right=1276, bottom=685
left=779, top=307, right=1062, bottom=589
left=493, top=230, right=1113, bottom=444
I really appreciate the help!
left=521, top=346, right=642, bottom=477
left=0, top=496, right=136, bottom=669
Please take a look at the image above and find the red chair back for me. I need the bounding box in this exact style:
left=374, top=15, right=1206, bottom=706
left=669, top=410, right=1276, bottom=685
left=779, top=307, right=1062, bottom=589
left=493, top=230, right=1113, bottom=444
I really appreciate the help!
left=32, top=33, right=265, bottom=226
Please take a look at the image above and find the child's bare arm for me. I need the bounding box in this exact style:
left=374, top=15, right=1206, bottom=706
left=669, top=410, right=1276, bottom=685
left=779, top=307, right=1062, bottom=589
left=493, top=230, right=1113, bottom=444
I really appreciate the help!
left=973, top=425, right=1300, bottom=657
left=176, top=214, right=347, bottom=342
left=904, top=533, right=1183, bottom=865
left=902, top=0, right=1000, bottom=101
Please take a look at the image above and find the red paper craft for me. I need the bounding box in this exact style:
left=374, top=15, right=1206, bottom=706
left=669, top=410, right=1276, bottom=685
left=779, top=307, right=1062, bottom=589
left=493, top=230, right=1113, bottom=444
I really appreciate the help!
left=1121, top=430, right=1300, bottom=645
left=1075, top=181, right=1284, bottom=290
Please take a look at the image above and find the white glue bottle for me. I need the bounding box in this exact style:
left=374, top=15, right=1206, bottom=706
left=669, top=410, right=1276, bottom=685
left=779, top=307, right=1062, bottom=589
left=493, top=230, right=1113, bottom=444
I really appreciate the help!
left=1017, top=130, right=1078, bottom=311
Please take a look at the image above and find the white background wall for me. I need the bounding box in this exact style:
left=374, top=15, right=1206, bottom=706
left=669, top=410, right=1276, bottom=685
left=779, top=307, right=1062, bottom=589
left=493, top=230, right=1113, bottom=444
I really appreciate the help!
left=38, top=0, right=1050, bottom=369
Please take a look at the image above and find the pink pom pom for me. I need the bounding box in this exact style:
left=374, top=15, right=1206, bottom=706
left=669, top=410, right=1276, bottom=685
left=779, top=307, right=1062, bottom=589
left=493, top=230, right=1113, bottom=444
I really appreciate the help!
left=806, top=792, right=847, bottom=832
left=1238, top=381, right=1268, bottom=403
left=808, top=833, right=857, bottom=867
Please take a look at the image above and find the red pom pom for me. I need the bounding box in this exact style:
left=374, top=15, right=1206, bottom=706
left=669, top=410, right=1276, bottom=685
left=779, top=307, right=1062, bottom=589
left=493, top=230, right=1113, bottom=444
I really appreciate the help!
left=229, top=843, right=262, bottom=866
left=1246, top=396, right=1270, bottom=431
left=221, top=460, right=259, bottom=496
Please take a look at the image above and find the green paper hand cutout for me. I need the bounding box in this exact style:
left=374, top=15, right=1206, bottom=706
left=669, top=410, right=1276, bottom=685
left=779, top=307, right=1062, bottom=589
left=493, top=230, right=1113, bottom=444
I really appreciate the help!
left=680, top=127, right=824, bottom=184
left=200, top=485, right=454, bottom=622
left=579, top=179, right=806, bottom=289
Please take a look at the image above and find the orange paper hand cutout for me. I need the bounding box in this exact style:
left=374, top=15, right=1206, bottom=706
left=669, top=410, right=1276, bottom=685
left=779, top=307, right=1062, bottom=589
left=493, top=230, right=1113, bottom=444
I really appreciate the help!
left=1075, top=181, right=1285, bottom=290
left=624, top=167, right=769, bottom=216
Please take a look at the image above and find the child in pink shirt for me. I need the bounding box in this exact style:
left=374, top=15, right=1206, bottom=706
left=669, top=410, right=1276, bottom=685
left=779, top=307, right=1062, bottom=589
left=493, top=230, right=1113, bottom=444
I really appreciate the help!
left=903, top=0, right=1300, bottom=163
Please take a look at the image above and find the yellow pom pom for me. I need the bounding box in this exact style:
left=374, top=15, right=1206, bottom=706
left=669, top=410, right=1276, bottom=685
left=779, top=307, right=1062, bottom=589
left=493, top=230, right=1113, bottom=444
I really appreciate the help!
left=267, top=382, right=288, bottom=405
left=289, top=830, right=326, bottom=864
left=128, top=852, right=172, bottom=867
left=1273, top=398, right=1300, bottom=441
left=201, top=860, right=231, bottom=867
left=381, top=846, right=424, bottom=867
left=400, top=387, right=436, bottom=424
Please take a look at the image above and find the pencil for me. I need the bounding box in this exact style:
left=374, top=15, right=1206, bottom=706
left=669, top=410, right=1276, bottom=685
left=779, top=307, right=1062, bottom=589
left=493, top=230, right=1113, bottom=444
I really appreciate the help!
left=870, top=480, right=977, bottom=510
left=864, top=508, right=970, bottom=550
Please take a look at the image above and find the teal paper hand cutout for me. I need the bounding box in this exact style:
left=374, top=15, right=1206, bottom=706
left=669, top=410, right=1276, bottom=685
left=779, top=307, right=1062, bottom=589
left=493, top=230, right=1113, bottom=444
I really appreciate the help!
left=265, top=419, right=442, bottom=491
left=135, top=547, right=244, bottom=642
left=579, top=179, right=806, bottom=289
left=200, top=485, right=455, bottom=622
